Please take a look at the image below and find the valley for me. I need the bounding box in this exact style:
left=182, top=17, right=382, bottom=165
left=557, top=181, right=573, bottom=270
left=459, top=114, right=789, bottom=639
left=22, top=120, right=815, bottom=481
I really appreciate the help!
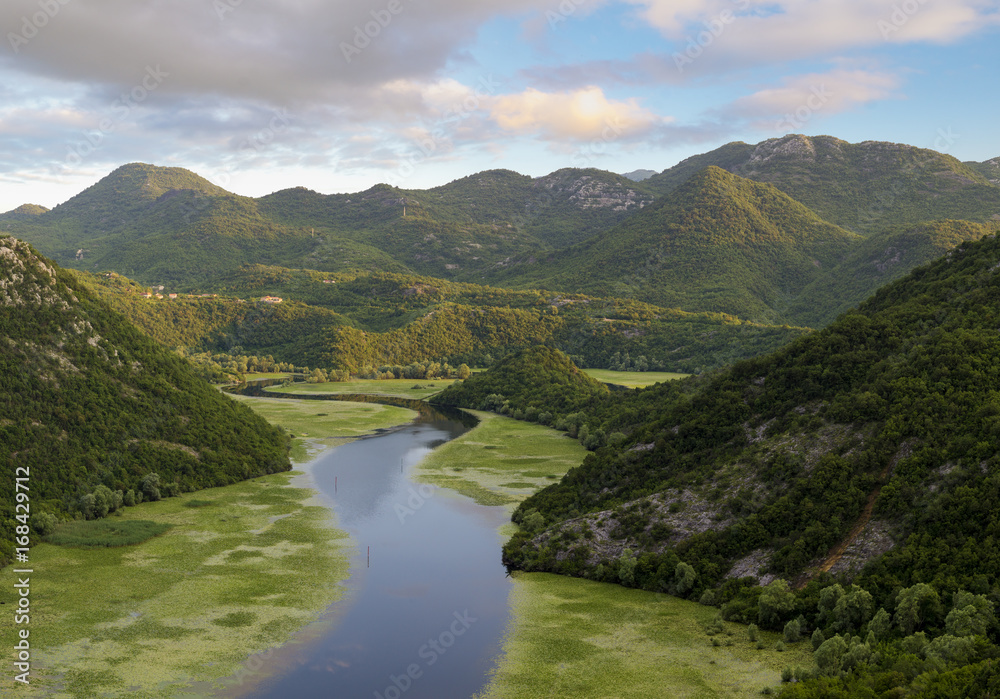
left=4, top=133, right=1000, bottom=697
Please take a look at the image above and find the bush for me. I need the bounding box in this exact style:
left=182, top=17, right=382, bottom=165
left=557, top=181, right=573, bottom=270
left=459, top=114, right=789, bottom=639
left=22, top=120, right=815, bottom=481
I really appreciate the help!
left=784, top=618, right=802, bottom=643
left=140, top=472, right=162, bottom=502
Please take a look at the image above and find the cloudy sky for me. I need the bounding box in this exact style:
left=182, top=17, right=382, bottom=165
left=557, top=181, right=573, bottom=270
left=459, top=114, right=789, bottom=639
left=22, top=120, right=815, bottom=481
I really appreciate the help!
left=1, top=0, right=998, bottom=212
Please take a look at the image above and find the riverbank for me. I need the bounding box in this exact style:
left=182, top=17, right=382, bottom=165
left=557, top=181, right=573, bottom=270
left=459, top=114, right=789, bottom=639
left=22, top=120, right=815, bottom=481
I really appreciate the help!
left=412, top=411, right=807, bottom=698
left=412, top=410, right=587, bottom=510
left=0, top=397, right=418, bottom=698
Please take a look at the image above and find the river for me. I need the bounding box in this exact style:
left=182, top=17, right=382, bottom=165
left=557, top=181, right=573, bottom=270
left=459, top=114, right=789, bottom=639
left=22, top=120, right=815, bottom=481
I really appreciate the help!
left=224, top=387, right=513, bottom=699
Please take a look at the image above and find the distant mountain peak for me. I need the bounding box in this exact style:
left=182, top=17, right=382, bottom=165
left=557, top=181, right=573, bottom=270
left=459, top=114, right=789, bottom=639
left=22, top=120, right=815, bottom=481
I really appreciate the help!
left=620, top=169, right=657, bottom=182
left=0, top=203, right=49, bottom=220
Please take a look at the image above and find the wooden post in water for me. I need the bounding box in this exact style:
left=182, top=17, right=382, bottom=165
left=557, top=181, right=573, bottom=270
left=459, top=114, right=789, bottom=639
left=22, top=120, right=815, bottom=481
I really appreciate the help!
left=367, top=546, right=370, bottom=568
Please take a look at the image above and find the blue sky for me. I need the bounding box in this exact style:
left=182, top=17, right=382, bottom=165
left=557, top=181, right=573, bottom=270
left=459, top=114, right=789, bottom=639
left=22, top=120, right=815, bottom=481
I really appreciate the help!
left=1, top=0, right=998, bottom=212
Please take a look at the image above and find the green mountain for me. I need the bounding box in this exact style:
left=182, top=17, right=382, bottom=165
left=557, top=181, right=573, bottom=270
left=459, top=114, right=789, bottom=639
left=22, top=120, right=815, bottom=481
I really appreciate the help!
left=462, top=224, right=1000, bottom=694
left=499, top=228, right=1000, bottom=606
left=487, top=166, right=862, bottom=321
left=8, top=164, right=653, bottom=286
left=0, top=237, right=291, bottom=564
left=645, top=135, right=1000, bottom=232
left=0, top=203, right=49, bottom=222
left=621, top=169, right=657, bottom=182
left=965, top=156, right=1000, bottom=185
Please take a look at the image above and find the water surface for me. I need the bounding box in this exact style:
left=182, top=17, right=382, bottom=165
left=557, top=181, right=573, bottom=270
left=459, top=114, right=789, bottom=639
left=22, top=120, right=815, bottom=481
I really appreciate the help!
left=227, top=392, right=512, bottom=699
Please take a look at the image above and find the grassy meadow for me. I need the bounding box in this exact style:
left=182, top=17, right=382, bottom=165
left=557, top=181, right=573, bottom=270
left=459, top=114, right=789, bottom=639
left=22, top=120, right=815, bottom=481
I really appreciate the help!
left=266, top=377, right=457, bottom=400
left=0, top=472, right=350, bottom=698
left=227, top=392, right=416, bottom=461
left=582, top=368, right=689, bottom=388
left=413, top=410, right=588, bottom=509
left=477, top=573, right=811, bottom=699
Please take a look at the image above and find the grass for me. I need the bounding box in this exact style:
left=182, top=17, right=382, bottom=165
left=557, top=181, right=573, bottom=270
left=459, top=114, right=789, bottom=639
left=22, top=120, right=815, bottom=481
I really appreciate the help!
left=242, top=372, right=293, bottom=381
left=266, top=377, right=458, bottom=400
left=0, top=472, right=351, bottom=698
left=476, top=572, right=812, bottom=699
left=45, top=520, right=172, bottom=548
left=226, top=392, right=417, bottom=461
left=582, top=368, right=690, bottom=388
left=413, top=411, right=588, bottom=509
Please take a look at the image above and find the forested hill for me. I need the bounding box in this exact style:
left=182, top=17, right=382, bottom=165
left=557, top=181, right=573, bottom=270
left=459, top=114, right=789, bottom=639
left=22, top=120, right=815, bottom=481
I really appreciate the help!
left=504, top=230, right=1000, bottom=593
left=432, top=346, right=609, bottom=418
left=0, top=237, right=291, bottom=565
left=484, top=230, right=1000, bottom=693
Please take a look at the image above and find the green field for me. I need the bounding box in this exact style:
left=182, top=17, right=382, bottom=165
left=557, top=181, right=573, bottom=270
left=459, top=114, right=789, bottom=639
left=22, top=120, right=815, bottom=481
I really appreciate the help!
left=227, top=392, right=417, bottom=461
left=582, top=368, right=689, bottom=388
left=0, top=472, right=350, bottom=698
left=242, top=372, right=294, bottom=381
left=478, top=573, right=811, bottom=699
left=266, top=377, right=457, bottom=400
left=413, top=410, right=588, bottom=508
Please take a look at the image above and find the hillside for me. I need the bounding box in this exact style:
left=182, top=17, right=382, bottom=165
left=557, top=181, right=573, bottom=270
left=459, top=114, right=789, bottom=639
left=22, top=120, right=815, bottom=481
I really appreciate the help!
left=645, top=135, right=1000, bottom=232
left=82, top=265, right=808, bottom=374
left=487, top=166, right=861, bottom=320
left=432, top=345, right=609, bottom=417
left=498, top=228, right=1000, bottom=602
left=0, top=237, right=291, bottom=564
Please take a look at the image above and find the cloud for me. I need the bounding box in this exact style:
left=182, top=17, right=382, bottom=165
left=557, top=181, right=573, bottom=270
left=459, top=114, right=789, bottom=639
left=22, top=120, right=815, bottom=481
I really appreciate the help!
left=719, top=68, right=901, bottom=129
left=489, top=86, right=667, bottom=142
left=621, top=0, right=1000, bottom=61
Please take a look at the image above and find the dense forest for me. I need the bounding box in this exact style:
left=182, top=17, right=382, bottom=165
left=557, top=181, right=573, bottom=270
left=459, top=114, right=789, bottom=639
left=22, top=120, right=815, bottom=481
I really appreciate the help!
left=0, top=237, right=291, bottom=565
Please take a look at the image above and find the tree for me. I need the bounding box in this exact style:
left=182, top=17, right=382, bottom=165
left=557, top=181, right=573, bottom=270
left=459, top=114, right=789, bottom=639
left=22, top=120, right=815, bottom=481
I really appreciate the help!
left=868, top=607, right=892, bottom=642
left=673, top=562, right=697, bottom=596
left=945, top=591, right=995, bottom=637
left=811, top=628, right=825, bottom=651
left=619, top=549, right=637, bottom=586
left=895, top=583, right=942, bottom=635
left=140, top=472, right=162, bottom=502
left=784, top=618, right=802, bottom=643
left=457, top=364, right=472, bottom=380
left=832, top=585, right=873, bottom=633
left=759, top=579, right=796, bottom=629
left=814, top=635, right=848, bottom=676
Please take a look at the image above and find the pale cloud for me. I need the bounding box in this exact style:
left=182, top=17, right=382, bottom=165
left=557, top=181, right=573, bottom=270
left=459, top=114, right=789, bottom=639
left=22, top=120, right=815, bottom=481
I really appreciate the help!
left=622, top=0, right=1000, bottom=60
left=489, top=86, right=667, bottom=142
left=721, top=69, right=901, bottom=127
